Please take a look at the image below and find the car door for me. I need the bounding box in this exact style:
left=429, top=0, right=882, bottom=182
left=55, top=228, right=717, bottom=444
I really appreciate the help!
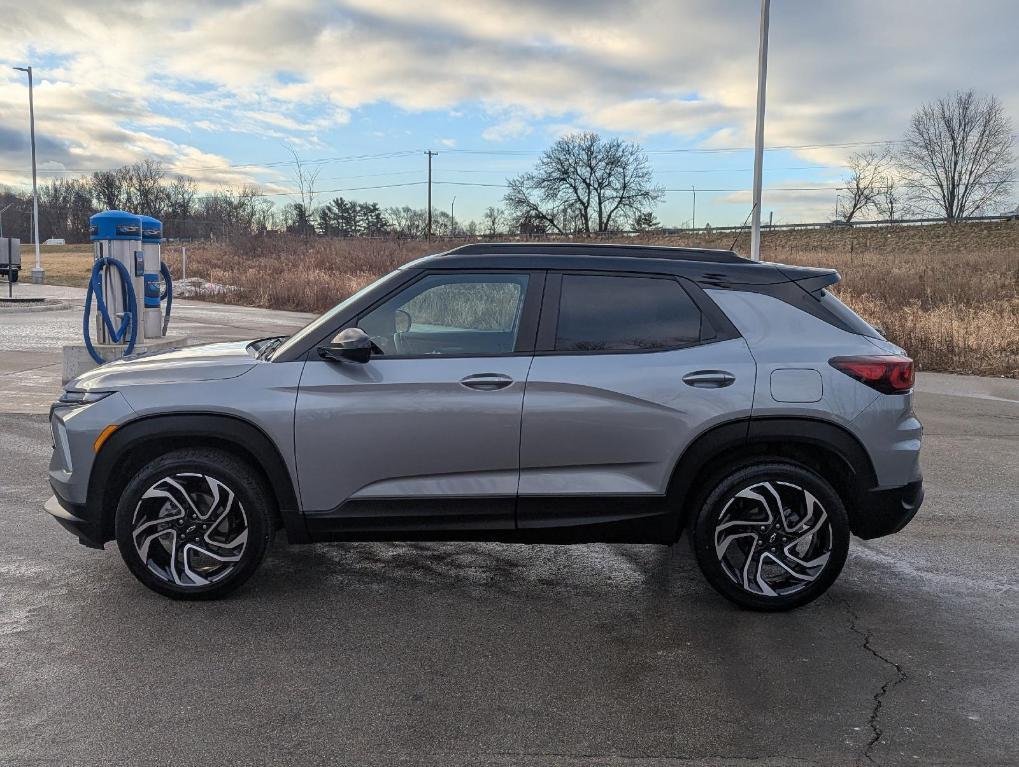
left=294, top=270, right=542, bottom=534
left=518, top=271, right=756, bottom=527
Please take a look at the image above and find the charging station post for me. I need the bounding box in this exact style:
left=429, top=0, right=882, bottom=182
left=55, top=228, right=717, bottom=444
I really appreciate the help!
left=62, top=210, right=187, bottom=383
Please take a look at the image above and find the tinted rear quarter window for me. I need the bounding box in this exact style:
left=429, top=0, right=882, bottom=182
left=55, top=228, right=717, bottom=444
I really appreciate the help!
left=818, top=289, right=882, bottom=338
left=556, top=274, right=702, bottom=352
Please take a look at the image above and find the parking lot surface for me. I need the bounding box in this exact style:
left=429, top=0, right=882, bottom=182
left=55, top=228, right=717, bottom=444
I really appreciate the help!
left=1, top=299, right=1018, bottom=766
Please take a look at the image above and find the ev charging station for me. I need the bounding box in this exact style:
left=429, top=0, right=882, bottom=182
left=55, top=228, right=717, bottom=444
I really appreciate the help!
left=62, top=210, right=184, bottom=382
left=139, top=214, right=170, bottom=339
left=88, top=210, right=143, bottom=349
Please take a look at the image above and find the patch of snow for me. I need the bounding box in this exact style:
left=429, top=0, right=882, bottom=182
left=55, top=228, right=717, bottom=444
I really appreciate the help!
left=172, top=276, right=239, bottom=298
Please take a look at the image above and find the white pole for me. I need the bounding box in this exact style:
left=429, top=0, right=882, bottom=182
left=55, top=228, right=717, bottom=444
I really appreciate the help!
left=14, top=66, right=43, bottom=282
left=750, top=0, right=770, bottom=262
left=181, top=245, right=187, bottom=282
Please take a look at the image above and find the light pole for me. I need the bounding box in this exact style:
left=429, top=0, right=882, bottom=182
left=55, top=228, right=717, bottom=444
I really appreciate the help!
left=13, top=65, right=43, bottom=283
left=749, top=0, right=770, bottom=262
left=450, top=195, right=456, bottom=237
left=0, top=203, right=13, bottom=238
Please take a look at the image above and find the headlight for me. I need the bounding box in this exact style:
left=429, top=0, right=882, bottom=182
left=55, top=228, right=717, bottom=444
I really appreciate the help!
left=58, top=390, right=115, bottom=406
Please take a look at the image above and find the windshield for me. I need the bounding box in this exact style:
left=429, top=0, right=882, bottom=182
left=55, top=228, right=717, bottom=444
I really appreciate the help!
left=267, top=270, right=405, bottom=361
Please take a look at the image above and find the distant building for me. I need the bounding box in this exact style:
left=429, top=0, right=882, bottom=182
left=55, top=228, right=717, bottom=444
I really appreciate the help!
left=44, top=238, right=66, bottom=245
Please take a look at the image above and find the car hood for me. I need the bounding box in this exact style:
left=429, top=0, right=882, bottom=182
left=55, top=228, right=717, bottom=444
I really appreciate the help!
left=69, top=341, right=260, bottom=391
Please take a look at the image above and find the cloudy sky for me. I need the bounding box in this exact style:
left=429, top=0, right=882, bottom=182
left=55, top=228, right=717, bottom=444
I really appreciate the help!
left=1, top=0, right=1016, bottom=226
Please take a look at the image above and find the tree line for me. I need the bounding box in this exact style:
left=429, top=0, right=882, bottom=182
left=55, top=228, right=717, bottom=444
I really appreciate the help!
left=0, top=158, right=512, bottom=243
left=0, top=89, right=1013, bottom=243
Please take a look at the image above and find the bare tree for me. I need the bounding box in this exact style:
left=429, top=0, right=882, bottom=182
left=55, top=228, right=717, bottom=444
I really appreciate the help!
left=124, top=159, right=168, bottom=216
left=874, top=174, right=903, bottom=222
left=504, top=132, right=663, bottom=234
left=839, top=150, right=889, bottom=222
left=898, top=90, right=1016, bottom=220
left=285, top=144, right=320, bottom=234
left=90, top=169, right=129, bottom=210
left=384, top=206, right=427, bottom=237
left=481, top=206, right=505, bottom=235
left=165, top=175, right=197, bottom=236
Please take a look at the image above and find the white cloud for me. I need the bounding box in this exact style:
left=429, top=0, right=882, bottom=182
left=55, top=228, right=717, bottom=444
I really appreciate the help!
left=0, top=0, right=1016, bottom=200
left=482, top=117, right=533, bottom=142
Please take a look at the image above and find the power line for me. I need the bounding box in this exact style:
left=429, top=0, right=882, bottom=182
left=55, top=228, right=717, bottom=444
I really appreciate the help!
left=0, top=139, right=903, bottom=175
left=426, top=179, right=1017, bottom=193
left=441, top=140, right=903, bottom=157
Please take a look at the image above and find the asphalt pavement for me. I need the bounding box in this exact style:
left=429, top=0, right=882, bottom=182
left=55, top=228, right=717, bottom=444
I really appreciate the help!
left=1, top=296, right=1018, bottom=765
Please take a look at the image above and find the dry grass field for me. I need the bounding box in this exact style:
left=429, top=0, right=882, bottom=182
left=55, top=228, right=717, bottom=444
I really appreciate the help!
left=25, top=244, right=94, bottom=287
left=29, top=227, right=1019, bottom=377
left=766, top=246, right=1019, bottom=378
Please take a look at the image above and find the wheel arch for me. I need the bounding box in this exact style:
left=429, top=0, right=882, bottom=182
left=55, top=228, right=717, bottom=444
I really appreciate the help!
left=667, top=416, right=878, bottom=539
left=88, top=412, right=307, bottom=545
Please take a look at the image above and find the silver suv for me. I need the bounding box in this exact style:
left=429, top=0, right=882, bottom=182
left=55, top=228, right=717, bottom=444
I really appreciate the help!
left=45, top=243, right=923, bottom=610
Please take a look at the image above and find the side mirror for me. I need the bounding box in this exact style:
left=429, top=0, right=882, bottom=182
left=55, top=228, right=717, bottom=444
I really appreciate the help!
left=318, top=327, right=372, bottom=364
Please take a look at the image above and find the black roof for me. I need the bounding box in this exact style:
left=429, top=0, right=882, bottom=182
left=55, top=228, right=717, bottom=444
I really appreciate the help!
left=408, top=241, right=837, bottom=289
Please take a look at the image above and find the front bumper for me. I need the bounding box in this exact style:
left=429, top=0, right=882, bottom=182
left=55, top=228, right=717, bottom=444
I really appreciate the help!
left=44, top=493, right=105, bottom=549
left=851, top=478, right=925, bottom=539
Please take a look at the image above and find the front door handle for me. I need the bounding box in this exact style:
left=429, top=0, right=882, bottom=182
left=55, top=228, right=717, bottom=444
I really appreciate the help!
left=683, top=370, right=736, bottom=388
left=460, top=373, right=514, bottom=391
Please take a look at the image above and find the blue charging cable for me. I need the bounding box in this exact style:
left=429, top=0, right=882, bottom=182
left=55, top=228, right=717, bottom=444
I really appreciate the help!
left=159, top=260, right=173, bottom=336
left=83, top=257, right=138, bottom=364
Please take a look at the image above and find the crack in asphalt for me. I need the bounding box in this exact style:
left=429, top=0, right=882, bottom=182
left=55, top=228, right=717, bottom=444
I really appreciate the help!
left=833, top=595, right=908, bottom=765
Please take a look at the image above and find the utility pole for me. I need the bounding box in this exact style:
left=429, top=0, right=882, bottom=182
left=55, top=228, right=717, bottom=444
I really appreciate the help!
left=425, top=150, right=438, bottom=240
left=13, top=65, right=43, bottom=282
left=450, top=195, right=456, bottom=237
left=749, top=0, right=770, bottom=262
left=691, top=186, right=696, bottom=230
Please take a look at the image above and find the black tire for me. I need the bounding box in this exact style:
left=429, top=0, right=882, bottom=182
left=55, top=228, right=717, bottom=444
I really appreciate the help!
left=689, top=460, right=850, bottom=612
left=114, top=448, right=274, bottom=600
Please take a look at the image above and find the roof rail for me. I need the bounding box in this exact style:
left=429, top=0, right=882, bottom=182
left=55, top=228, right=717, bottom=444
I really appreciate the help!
left=442, top=242, right=750, bottom=265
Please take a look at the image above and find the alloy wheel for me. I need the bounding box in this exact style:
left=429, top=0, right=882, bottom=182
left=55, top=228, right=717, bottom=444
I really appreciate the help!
left=130, top=472, right=249, bottom=588
left=713, top=480, right=833, bottom=597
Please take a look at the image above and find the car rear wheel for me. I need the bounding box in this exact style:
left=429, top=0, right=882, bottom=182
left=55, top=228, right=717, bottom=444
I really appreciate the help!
left=689, top=461, right=850, bottom=611
left=114, top=448, right=274, bottom=600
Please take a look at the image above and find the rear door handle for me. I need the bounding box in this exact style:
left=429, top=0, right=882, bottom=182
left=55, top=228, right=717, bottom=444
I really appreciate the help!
left=460, top=373, right=514, bottom=391
left=683, top=370, right=736, bottom=388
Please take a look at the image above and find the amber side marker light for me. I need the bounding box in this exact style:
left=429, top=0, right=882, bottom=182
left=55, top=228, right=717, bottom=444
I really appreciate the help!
left=93, top=424, right=119, bottom=453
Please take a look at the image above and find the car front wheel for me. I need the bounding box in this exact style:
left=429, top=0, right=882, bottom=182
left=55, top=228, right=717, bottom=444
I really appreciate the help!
left=690, top=461, right=850, bottom=611
left=114, top=448, right=274, bottom=600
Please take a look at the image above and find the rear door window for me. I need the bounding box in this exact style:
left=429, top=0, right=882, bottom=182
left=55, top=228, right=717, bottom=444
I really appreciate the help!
left=555, top=274, right=702, bottom=352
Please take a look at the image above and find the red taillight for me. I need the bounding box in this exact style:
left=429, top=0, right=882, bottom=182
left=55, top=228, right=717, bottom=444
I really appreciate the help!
left=829, top=355, right=914, bottom=394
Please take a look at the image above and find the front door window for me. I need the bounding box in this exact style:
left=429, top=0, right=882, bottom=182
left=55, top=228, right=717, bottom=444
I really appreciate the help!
left=358, top=273, right=530, bottom=357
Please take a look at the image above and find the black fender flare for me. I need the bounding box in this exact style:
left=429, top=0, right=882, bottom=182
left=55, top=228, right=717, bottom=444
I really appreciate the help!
left=88, top=413, right=307, bottom=544
left=668, top=415, right=878, bottom=530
